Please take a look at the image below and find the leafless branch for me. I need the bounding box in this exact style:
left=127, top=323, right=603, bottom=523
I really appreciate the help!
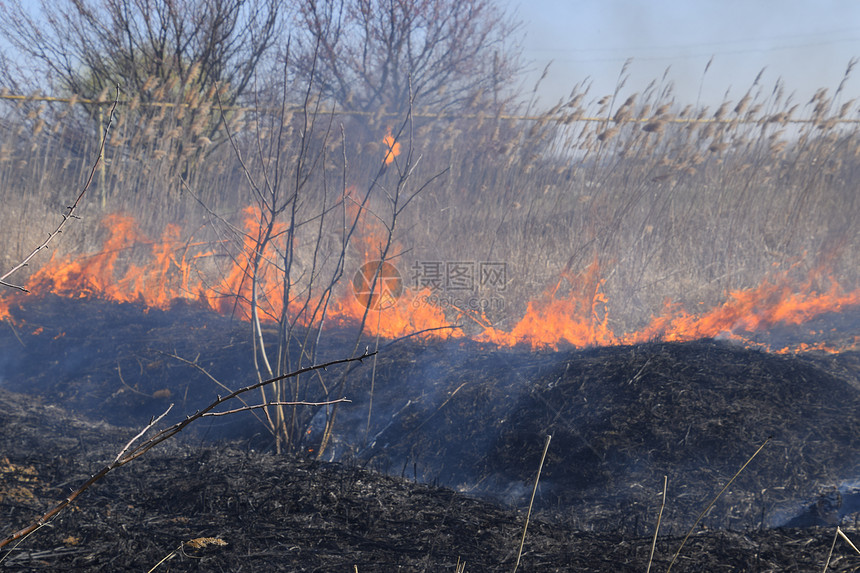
left=293, top=0, right=523, bottom=114
left=202, top=397, right=349, bottom=417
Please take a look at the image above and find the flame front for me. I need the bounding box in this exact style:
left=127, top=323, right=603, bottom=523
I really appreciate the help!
left=25, top=214, right=195, bottom=307
left=477, top=260, right=616, bottom=348
left=2, top=210, right=860, bottom=353
left=625, top=275, right=860, bottom=348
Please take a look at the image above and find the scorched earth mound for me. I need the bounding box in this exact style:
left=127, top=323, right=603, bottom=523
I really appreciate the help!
left=1, top=296, right=860, bottom=570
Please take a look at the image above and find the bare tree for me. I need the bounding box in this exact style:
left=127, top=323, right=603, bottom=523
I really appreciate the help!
left=291, top=0, right=523, bottom=114
left=0, top=0, right=287, bottom=192
left=0, top=0, right=284, bottom=106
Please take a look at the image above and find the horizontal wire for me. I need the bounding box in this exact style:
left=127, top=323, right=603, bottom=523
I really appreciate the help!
left=1, top=92, right=857, bottom=125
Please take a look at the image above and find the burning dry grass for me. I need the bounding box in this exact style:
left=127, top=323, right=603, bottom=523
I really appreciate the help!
left=400, top=65, right=860, bottom=338
left=3, top=64, right=860, bottom=350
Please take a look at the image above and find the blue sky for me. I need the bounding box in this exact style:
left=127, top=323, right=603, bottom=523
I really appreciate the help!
left=507, top=0, right=860, bottom=110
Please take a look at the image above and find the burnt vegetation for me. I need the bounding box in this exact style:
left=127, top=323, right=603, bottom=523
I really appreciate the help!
left=1, top=0, right=860, bottom=570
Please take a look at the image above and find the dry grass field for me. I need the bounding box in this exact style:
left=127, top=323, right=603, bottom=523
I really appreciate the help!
left=3, top=64, right=860, bottom=341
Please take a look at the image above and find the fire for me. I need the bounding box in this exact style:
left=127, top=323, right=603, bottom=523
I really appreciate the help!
left=382, top=128, right=401, bottom=166
left=23, top=214, right=204, bottom=309
left=332, top=282, right=460, bottom=340
left=0, top=198, right=463, bottom=342
left=201, top=205, right=291, bottom=321
left=334, top=189, right=462, bottom=340
left=626, top=276, right=860, bottom=346
left=2, top=208, right=860, bottom=354
left=476, top=266, right=860, bottom=352
left=477, top=260, right=616, bottom=348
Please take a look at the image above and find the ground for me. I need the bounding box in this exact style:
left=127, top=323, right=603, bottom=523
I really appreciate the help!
left=1, top=296, right=860, bottom=571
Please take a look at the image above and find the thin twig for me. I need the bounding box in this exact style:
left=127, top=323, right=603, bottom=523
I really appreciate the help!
left=146, top=543, right=180, bottom=573
left=160, top=350, right=266, bottom=427
left=646, top=475, right=668, bottom=573
left=116, top=360, right=153, bottom=397
left=378, top=324, right=464, bottom=350
left=114, top=405, right=174, bottom=464
left=404, top=381, right=469, bottom=440
left=512, top=434, right=551, bottom=573
left=202, top=398, right=349, bottom=417
left=838, top=527, right=860, bottom=554
left=667, top=436, right=771, bottom=572
left=3, top=318, right=25, bottom=347
left=823, top=527, right=860, bottom=572
left=823, top=527, right=840, bottom=573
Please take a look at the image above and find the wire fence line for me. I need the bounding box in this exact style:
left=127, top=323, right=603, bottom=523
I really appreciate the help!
left=2, top=91, right=859, bottom=125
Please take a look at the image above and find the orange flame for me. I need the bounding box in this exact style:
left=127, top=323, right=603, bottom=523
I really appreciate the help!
left=475, top=266, right=860, bottom=351
left=2, top=209, right=860, bottom=354
left=202, top=205, right=292, bottom=321
left=625, top=274, right=860, bottom=347
left=477, top=260, right=616, bottom=349
left=0, top=198, right=462, bottom=342
left=382, top=128, right=401, bottom=166
left=335, top=188, right=461, bottom=340
left=25, top=214, right=193, bottom=306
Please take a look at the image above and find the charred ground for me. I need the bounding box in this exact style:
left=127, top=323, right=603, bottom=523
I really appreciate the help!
left=1, top=296, right=860, bottom=570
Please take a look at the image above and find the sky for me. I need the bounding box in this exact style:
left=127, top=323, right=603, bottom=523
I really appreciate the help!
left=506, top=0, right=860, bottom=110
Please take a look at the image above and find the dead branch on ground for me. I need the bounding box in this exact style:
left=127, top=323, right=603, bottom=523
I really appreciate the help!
left=0, top=351, right=372, bottom=553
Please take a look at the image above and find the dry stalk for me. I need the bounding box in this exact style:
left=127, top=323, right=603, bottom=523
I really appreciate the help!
left=822, top=526, right=860, bottom=572
left=666, top=436, right=771, bottom=572
left=512, top=433, right=551, bottom=573
left=645, top=475, right=668, bottom=573
left=146, top=537, right=228, bottom=573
